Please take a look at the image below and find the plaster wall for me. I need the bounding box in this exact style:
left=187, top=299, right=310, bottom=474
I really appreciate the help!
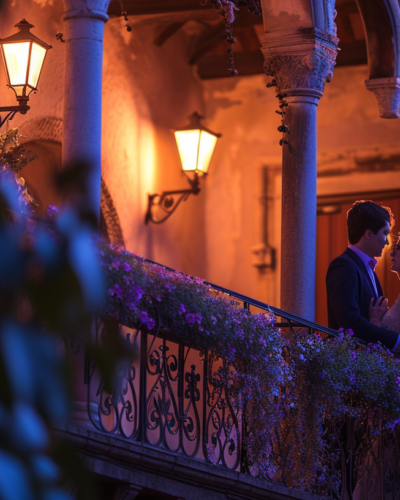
left=203, top=64, right=400, bottom=309
left=0, top=3, right=207, bottom=278
left=2, top=1, right=400, bottom=311
left=101, top=18, right=206, bottom=278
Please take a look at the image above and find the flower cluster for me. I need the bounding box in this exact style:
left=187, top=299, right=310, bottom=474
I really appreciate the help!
left=99, top=240, right=400, bottom=495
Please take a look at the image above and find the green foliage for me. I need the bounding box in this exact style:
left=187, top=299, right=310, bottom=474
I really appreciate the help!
left=0, top=128, right=37, bottom=209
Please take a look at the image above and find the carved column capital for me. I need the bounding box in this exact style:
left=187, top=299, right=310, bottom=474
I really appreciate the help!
left=261, top=28, right=338, bottom=99
left=365, top=78, right=400, bottom=119
left=63, top=0, right=111, bottom=21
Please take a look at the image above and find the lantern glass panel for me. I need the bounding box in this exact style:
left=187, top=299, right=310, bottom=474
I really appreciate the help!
left=13, top=86, right=24, bottom=96
left=197, top=131, right=217, bottom=174
left=175, top=130, right=200, bottom=172
left=28, top=42, right=46, bottom=88
left=3, top=42, right=30, bottom=85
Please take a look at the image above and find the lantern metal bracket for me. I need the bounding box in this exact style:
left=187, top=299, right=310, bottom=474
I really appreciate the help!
left=145, top=173, right=201, bottom=225
left=0, top=103, right=30, bottom=129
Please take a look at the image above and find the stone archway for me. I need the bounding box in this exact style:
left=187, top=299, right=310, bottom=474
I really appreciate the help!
left=17, top=116, right=124, bottom=246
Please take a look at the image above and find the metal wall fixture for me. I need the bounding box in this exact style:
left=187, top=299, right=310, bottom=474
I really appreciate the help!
left=0, top=19, right=52, bottom=128
left=145, top=112, right=221, bottom=224
left=317, top=204, right=342, bottom=216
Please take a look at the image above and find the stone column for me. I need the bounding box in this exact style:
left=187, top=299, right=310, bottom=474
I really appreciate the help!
left=62, top=0, right=111, bottom=220
left=262, top=30, right=338, bottom=321
left=62, top=1, right=111, bottom=428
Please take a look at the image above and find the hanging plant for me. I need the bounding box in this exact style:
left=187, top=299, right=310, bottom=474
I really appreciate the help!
left=203, top=0, right=261, bottom=76
left=118, top=0, right=132, bottom=32
left=0, top=128, right=38, bottom=211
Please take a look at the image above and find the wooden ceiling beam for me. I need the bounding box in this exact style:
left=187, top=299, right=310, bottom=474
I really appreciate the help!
left=108, top=0, right=213, bottom=16
left=189, top=24, right=226, bottom=65
left=154, top=22, right=187, bottom=46
left=197, top=40, right=367, bottom=79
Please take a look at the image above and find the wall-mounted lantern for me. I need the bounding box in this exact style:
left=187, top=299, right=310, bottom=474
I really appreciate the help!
left=0, top=19, right=52, bottom=128
left=145, top=112, right=221, bottom=224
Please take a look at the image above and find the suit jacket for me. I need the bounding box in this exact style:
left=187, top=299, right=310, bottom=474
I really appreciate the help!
left=326, top=247, right=399, bottom=349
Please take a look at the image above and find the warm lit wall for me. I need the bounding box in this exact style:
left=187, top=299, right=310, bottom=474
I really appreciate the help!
left=0, top=3, right=207, bottom=279
left=203, top=64, right=400, bottom=308
left=3, top=1, right=400, bottom=310
left=0, top=3, right=65, bottom=121
left=203, top=75, right=282, bottom=306
left=101, top=18, right=206, bottom=277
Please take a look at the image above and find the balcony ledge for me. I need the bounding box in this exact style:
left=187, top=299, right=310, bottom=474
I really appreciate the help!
left=55, top=423, right=325, bottom=500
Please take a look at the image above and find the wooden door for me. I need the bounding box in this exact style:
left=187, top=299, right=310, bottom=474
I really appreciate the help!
left=315, top=192, right=400, bottom=326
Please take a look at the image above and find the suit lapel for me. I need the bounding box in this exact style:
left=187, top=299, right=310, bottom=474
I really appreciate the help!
left=345, top=248, right=378, bottom=299
left=374, top=272, right=383, bottom=297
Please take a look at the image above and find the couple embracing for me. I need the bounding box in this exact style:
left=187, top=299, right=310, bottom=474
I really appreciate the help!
left=326, top=200, right=400, bottom=352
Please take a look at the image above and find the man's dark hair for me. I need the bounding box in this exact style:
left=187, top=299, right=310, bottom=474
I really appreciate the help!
left=347, top=200, right=394, bottom=244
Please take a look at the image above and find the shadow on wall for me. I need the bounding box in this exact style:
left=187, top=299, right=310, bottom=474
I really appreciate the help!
left=18, top=138, right=124, bottom=246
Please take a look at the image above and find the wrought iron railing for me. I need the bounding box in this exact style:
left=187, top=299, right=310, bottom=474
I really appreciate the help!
left=83, top=261, right=397, bottom=500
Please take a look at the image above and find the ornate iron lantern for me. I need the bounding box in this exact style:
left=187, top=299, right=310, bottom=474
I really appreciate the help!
left=174, top=112, right=221, bottom=177
left=145, top=112, right=221, bottom=224
left=0, top=19, right=52, bottom=126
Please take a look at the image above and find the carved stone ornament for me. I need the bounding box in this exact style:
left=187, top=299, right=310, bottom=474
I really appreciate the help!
left=365, top=78, right=400, bottom=119
left=262, top=28, right=338, bottom=96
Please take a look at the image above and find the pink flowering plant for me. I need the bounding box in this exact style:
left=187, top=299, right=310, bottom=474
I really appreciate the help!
left=99, top=240, right=400, bottom=495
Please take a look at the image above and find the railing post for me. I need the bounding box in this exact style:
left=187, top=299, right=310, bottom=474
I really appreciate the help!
left=340, top=416, right=355, bottom=500
left=138, top=330, right=147, bottom=443
left=202, top=354, right=208, bottom=462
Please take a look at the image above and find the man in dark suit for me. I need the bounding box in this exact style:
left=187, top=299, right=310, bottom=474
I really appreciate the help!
left=326, top=200, right=400, bottom=350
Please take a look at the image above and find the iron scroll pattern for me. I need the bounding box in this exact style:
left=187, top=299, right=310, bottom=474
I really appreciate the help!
left=84, top=322, right=400, bottom=497
left=85, top=323, right=244, bottom=467
left=203, top=355, right=241, bottom=470
left=85, top=321, right=139, bottom=439
left=144, top=334, right=202, bottom=457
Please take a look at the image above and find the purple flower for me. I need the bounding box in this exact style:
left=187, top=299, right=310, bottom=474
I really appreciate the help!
left=139, top=311, right=148, bottom=323
left=108, top=284, right=123, bottom=299
left=196, top=312, right=202, bottom=324
left=186, top=313, right=196, bottom=324
left=123, top=262, right=131, bottom=272
left=147, top=318, right=156, bottom=330
left=46, top=205, right=59, bottom=218
left=211, top=315, right=217, bottom=325
left=347, top=329, right=354, bottom=336
left=179, top=304, right=186, bottom=315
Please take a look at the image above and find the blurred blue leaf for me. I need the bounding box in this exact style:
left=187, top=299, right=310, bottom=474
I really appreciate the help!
left=34, top=337, right=69, bottom=423
left=12, top=402, right=49, bottom=451
left=55, top=210, right=79, bottom=237
left=34, top=230, right=59, bottom=270
left=31, top=455, right=60, bottom=482
left=43, top=489, right=73, bottom=500
left=0, top=174, right=23, bottom=215
left=68, top=229, right=104, bottom=311
left=1, top=322, right=35, bottom=402
left=0, top=450, right=33, bottom=500
left=0, top=227, right=24, bottom=288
